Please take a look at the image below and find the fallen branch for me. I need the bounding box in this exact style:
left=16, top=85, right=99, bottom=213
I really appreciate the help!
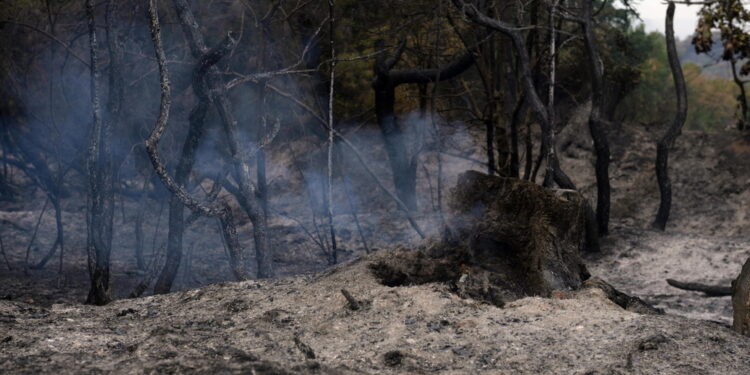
left=293, top=332, right=316, bottom=359
left=666, top=279, right=731, bottom=297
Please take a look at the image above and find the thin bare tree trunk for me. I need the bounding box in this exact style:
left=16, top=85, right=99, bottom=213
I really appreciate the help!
left=523, top=118, right=533, bottom=180
left=326, top=0, right=338, bottom=265
left=543, top=0, right=560, bottom=187
left=652, top=1, right=687, bottom=231
left=85, top=0, right=115, bottom=305
left=580, top=0, right=612, bottom=236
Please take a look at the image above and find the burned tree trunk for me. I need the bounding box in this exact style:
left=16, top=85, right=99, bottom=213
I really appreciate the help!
left=733, top=257, right=750, bottom=336
left=153, top=37, right=226, bottom=294
left=171, top=0, right=273, bottom=279
left=580, top=0, right=612, bottom=235
left=730, top=59, right=747, bottom=131
left=372, top=41, right=474, bottom=211
left=146, top=0, right=249, bottom=283
left=85, top=0, right=115, bottom=305
left=652, top=2, right=687, bottom=231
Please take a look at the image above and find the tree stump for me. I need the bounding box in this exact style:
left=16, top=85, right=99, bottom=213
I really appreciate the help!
left=733, top=257, right=750, bottom=336
left=370, top=171, right=591, bottom=306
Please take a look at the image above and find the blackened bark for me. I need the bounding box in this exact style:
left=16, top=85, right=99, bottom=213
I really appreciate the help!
left=652, top=2, right=687, bottom=231
left=504, top=34, right=520, bottom=178
left=486, top=117, right=496, bottom=175
left=523, top=118, right=533, bottom=180
left=730, top=59, right=747, bottom=131
left=153, top=35, right=231, bottom=294
left=85, top=0, right=114, bottom=305
left=509, top=95, right=525, bottom=178
left=373, top=41, right=474, bottom=211
left=146, top=0, right=249, bottom=282
left=171, top=0, right=272, bottom=278
left=580, top=0, right=611, bottom=236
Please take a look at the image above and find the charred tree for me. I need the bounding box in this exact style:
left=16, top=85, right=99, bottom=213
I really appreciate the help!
left=152, top=35, right=232, bottom=294
left=579, top=0, right=612, bottom=236
left=146, top=0, right=250, bottom=283
left=171, top=0, right=273, bottom=278
left=372, top=40, right=474, bottom=211
left=652, top=2, right=687, bottom=231
left=85, top=0, right=115, bottom=305
left=730, top=58, right=748, bottom=130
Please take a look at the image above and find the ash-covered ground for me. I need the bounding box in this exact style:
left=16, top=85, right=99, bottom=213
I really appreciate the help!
left=1, top=119, right=750, bottom=374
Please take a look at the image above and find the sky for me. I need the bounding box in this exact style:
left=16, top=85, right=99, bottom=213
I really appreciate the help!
left=632, top=1, right=700, bottom=40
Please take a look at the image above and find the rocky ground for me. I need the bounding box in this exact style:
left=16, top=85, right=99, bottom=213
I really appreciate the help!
left=1, top=119, right=750, bottom=373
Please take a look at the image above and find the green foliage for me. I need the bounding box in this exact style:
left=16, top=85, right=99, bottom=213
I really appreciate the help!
left=617, top=26, right=737, bottom=131
left=694, top=0, right=750, bottom=72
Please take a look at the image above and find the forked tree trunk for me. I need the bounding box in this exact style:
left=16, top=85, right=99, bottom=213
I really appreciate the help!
left=652, top=2, right=687, bottom=231
left=147, top=0, right=250, bottom=283
left=153, top=34, right=230, bottom=294
left=373, top=41, right=474, bottom=211
left=171, top=0, right=272, bottom=279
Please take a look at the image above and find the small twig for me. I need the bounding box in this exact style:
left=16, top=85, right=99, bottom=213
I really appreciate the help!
left=341, top=288, right=361, bottom=311
left=0, top=20, right=91, bottom=69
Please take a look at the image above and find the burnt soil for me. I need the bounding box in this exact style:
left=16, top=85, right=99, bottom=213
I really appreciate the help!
left=2, top=120, right=750, bottom=374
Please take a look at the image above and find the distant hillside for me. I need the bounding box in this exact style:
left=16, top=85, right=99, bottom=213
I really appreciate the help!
left=677, top=35, right=734, bottom=79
